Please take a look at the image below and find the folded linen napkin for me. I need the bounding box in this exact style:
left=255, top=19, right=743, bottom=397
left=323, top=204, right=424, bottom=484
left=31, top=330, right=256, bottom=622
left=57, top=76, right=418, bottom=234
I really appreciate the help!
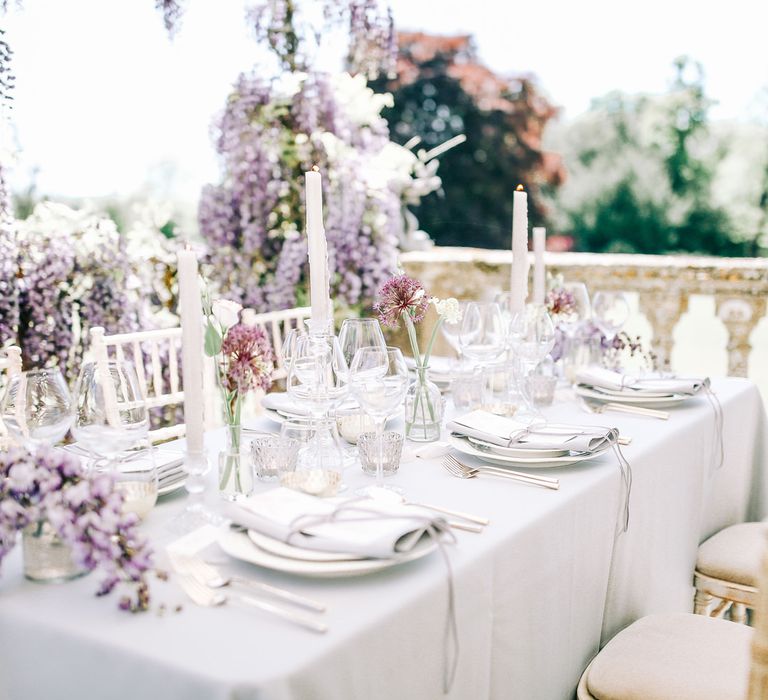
left=221, top=487, right=449, bottom=559
left=447, top=409, right=617, bottom=453
left=575, top=366, right=707, bottom=396
left=59, top=445, right=184, bottom=472
left=262, top=391, right=359, bottom=416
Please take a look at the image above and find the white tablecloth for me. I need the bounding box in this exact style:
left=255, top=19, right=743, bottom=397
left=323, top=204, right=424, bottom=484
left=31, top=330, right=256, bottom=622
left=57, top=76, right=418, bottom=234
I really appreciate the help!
left=1, top=378, right=766, bottom=700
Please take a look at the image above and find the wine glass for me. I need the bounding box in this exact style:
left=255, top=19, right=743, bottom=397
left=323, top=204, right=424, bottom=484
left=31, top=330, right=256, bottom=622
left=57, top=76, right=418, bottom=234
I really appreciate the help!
left=508, top=306, right=556, bottom=421
left=286, top=333, right=349, bottom=479
left=1, top=368, right=73, bottom=447
left=72, top=360, right=156, bottom=519
left=440, top=301, right=468, bottom=361
left=348, top=347, right=409, bottom=496
left=459, top=302, right=506, bottom=365
left=338, top=318, right=387, bottom=372
left=592, top=291, right=630, bottom=342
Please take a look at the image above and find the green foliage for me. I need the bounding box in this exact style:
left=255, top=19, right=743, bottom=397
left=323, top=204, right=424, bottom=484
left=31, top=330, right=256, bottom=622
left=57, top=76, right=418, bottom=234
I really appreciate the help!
left=371, top=36, right=560, bottom=250
left=548, top=57, right=761, bottom=257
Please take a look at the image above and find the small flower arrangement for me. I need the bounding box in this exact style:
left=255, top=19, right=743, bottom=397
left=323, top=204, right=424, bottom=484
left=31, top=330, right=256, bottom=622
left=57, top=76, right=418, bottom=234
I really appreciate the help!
left=374, top=273, right=460, bottom=441
left=0, top=446, right=155, bottom=611
left=203, top=296, right=275, bottom=492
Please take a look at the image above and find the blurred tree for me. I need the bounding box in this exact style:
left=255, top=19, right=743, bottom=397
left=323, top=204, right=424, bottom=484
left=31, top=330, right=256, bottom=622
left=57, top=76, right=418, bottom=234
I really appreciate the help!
left=370, top=32, right=564, bottom=249
left=546, top=57, right=758, bottom=256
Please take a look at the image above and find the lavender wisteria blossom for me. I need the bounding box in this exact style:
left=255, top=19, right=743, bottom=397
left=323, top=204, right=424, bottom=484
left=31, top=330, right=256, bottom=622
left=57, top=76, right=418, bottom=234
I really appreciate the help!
left=246, top=0, right=395, bottom=76
left=7, top=203, right=142, bottom=376
left=199, top=71, right=440, bottom=314
left=0, top=159, right=17, bottom=344
left=0, top=446, right=156, bottom=612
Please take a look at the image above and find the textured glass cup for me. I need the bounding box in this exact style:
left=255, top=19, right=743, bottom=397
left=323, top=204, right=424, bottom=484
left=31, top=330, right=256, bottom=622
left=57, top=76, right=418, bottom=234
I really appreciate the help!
left=357, top=431, right=403, bottom=477
left=251, top=435, right=300, bottom=482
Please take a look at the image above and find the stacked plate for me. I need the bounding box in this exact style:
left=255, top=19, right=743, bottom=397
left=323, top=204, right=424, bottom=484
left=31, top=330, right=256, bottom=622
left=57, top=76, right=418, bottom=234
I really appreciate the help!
left=574, top=367, right=707, bottom=409
left=447, top=409, right=617, bottom=469
left=448, top=434, right=612, bottom=469
left=218, top=527, right=437, bottom=578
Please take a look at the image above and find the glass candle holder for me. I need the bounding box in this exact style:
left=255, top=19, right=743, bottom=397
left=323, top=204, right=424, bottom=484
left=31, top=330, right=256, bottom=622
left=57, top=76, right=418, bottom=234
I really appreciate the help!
left=357, top=431, right=403, bottom=477
left=251, top=436, right=300, bottom=482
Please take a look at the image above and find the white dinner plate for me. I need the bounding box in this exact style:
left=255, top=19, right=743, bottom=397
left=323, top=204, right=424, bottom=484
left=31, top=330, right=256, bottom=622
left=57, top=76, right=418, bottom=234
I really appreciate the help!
left=466, top=436, right=570, bottom=459
left=247, top=529, right=366, bottom=562
left=574, top=384, right=689, bottom=408
left=449, top=434, right=612, bottom=469
left=157, top=476, right=186, bottom=497
left=218, top=528, right=437, bottom=578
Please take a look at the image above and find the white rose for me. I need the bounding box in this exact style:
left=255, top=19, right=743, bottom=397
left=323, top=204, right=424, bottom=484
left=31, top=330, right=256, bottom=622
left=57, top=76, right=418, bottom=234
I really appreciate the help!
left=211, top=299, right=243, bottom=329
left=433, top=297, right=461, bottom=324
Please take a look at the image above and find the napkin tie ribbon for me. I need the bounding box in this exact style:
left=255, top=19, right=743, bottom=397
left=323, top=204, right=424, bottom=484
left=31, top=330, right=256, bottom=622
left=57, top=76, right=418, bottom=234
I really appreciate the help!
left=702, top=381, right=724, bottom=472
left=286, top=499, right=460, bottom=694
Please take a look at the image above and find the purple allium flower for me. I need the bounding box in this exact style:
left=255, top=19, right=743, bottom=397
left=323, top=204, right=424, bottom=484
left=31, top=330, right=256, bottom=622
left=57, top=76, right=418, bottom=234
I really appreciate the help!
left=220, top=322, right=275, bottom=394
left=374, top=274, right=431, bottom=328
left=546, top=287, right=577, bottom=318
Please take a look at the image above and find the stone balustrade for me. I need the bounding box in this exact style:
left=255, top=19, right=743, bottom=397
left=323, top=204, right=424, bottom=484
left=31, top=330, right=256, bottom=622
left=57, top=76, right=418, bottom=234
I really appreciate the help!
left=400, top=248, right=768, bottom=380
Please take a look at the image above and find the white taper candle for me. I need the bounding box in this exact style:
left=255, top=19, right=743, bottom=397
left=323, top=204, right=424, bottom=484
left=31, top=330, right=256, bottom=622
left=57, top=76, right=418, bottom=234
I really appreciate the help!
left=177, top=246, right=205, bottom=455
left=532, top=227, right=546, bottom=305
left=510, top=185, right=529, bottom=313
left=305, top=167, right=331, bottom=331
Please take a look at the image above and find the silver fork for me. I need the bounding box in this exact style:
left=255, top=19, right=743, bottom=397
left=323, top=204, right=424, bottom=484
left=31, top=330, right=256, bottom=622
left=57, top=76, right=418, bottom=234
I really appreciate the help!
left=442, top=454, right=560, bottom=490
left=178, top=555, right=326, bottom=612
left=175, top=571, right=328, bottom=634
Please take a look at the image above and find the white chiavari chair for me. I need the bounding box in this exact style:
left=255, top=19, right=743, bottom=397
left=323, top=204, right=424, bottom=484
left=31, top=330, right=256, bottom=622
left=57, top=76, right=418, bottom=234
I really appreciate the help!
left=0, top=345, right=22, bottom=445
left=89, top=326, right=186, bottom=444
left=249, top=306, right=312, bottom=381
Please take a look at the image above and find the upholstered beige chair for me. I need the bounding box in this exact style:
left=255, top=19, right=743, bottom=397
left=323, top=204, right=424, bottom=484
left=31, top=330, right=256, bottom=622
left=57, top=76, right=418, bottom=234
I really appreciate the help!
left=578, top=527, right=768, bottom=699
left=694, top=522, right=765, bottom=623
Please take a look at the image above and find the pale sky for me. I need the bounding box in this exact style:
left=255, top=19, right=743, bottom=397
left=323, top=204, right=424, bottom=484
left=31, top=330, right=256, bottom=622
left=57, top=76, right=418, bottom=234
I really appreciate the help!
left=3, top=0, right=767, bottom=205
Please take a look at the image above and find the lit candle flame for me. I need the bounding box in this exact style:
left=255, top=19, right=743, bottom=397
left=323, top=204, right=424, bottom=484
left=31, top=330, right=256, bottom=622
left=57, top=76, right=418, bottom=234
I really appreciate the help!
left=311, top=165, right=320, bottom=173
left=516, top=184, right=524, bottom=192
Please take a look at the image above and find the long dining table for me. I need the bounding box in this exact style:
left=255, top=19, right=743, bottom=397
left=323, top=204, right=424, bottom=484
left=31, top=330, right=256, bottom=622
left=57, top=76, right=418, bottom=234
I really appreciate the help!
left=1, top=377, right=766, bottom=700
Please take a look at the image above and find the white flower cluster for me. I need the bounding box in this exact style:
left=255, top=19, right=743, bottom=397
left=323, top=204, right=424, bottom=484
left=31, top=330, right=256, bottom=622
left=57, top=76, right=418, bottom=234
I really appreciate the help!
left=431, top=296, right=461, bottom=324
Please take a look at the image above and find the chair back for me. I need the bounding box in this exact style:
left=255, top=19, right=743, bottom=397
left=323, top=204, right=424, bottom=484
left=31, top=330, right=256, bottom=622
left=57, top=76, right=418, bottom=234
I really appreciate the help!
left=249, top=307, right=312, bottom=380
left=89, top=326, right=185, bottom=443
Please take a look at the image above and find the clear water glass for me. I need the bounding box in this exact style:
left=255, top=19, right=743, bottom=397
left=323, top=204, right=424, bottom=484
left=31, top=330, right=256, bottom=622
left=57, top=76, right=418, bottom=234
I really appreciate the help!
left=459, top=302, right=506, bottom=364
left=440, top=301, right=469, bottom=358
left=592, top=291, right=630, bottom=341
left=348, top=347, right=409, bottom=495
left=338, top=318, right=387, bottom=375
left=72, top=360, right=156, bottom=517
left=1, top=368, right=73, bottom=447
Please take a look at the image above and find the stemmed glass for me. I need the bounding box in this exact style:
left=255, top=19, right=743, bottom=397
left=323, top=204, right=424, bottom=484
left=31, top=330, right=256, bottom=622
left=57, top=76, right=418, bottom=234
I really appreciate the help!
left=338, top=318, right=387, bottom=371
left=1, top=368, right=73, bottom=447
left=286, top=333, right=349, bottom=478
left=592, top=291, right=630, bottom=343
left=508, top=306, right=556, bottom=422
left=348, top=347, right=409, bottom=496
left=458, top=302, right=506, bottom=365
left=72, top=360, right=156, bottom=519
left=440, top=301, right=468, bottom=361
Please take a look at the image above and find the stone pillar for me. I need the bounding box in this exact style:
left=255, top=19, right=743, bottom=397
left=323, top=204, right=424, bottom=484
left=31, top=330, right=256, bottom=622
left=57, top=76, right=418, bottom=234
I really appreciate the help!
left=638, top=292, right=688, bottom=371
left=716, top=296, right=766, bottom=377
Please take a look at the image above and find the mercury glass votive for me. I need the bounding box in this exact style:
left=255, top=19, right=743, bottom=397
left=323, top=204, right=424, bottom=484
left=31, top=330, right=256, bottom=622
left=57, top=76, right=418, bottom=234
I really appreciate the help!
left=251, top=436, right=300, bottom=482
left=357, top=431, right=404, bottom=476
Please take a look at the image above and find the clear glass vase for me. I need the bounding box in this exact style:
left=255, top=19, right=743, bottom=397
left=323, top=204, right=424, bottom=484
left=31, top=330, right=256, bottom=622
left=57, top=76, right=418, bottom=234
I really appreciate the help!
left=404, top=367, right=443, bottom=443
left=218, top=422, right=252, bottom=500
left=22, top=521, right=87, bottom=583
